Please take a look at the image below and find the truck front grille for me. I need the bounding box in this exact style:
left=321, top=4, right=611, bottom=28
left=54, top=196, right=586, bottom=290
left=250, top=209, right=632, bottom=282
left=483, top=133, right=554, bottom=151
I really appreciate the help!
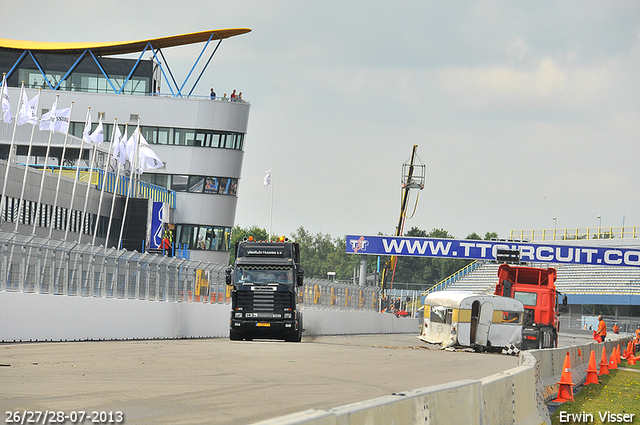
left=236, top=291, right=291, bottom=311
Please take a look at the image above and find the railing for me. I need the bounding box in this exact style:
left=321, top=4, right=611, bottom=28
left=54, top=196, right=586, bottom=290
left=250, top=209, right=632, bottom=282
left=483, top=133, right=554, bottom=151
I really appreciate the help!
left=36, top=166, right=176, bottom=209
left=423, top=260, right=481, bottom=295
left=0, top=234, right=378, bottom=312
left=510, top=226, right=640, bottom=241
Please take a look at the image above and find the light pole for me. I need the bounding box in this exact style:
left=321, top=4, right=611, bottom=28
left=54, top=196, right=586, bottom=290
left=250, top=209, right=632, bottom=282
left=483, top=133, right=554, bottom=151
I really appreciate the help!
left=553, top=217, right=556, bottom=240
left=597, top=215, right=601, bottom=239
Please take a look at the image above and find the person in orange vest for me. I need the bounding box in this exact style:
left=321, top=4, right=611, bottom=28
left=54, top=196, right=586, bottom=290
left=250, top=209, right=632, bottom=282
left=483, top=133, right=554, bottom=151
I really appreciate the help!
left=596, top=315, right=607, bottom=343
left=612, top=323, right=620, bottom=334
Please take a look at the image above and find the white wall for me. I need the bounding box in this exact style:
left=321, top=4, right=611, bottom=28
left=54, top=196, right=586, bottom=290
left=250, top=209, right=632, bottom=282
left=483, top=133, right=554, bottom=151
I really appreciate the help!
left=0, top=292, right=417, bottom=342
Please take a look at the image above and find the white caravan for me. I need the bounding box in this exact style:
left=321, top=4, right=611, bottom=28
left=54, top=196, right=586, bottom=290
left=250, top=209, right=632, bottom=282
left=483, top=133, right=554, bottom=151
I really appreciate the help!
left=419, top=291, right=524, bottom=350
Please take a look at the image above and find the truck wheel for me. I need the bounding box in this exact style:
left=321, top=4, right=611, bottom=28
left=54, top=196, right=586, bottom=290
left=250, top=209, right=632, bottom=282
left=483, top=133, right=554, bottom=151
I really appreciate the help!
left=537, top=332, right=545, bottom=349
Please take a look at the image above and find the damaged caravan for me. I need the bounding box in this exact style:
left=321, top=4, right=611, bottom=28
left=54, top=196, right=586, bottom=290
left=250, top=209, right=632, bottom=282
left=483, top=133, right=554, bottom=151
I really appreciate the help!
left=419, top=291, right=525, bottom=351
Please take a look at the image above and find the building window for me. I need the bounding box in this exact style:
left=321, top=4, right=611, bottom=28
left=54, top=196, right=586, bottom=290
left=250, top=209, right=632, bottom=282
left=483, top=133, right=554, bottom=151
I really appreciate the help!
left=204, top=177, right=218, bottom=194
left=171, top=175, right=189, bottom=192
left=176, top=224, right=232, bottom=251
left=188, top=176, right=205, bottom=193
left=142, top=174, right=238, bottom=196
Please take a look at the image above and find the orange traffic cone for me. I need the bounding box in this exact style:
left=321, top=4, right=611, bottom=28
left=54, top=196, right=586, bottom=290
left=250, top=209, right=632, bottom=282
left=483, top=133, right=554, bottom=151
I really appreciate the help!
left=616, top=345, right=622, bottom=364
left=553, top=352, right=575, bottom=402
left=599, top=346, right=609, bottom=375
left=585, top=350, right=599, bottom=385
left=622, top=341, right=631, bottom=360
left=609, top=347, right=618, bottom=370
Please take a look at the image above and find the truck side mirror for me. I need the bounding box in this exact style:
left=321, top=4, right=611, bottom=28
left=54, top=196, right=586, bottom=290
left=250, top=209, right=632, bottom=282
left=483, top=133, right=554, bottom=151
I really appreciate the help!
left=225, top=267, right=232, bottom=286
left=297, top=270, right=304, bottom=287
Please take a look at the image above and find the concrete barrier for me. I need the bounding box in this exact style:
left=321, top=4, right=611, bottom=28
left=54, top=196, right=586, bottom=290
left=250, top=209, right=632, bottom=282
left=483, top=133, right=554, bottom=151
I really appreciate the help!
left=526, top=336, right=632, bottom=403
left=251, top=336, right=634, bottom=425
left=302, top=310, right=418, bottom=335
left=251, top=380, right=484, bottom=425
left=0, top=291, right=418, bottom=342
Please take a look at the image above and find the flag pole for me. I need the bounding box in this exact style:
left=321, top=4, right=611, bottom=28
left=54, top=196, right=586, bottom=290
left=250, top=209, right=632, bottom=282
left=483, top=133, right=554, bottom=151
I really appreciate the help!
left=47, top=102, right=74, bottom=238
left=118, top=121, right=140, bottom=250
left=64, top=107, right=90, bottom=241
left=14, top=88, right=42, bottom=232
left=269, top=165, right=273, bottom=240
left=92, top=117, right=117, bottom=246
left=0, top=81, right=25, bottom=230
left=31, top=95, right=59, bottom=235
left=105, top=124, right=126, bottom=249
left=78, top=113, right=103, bottom=244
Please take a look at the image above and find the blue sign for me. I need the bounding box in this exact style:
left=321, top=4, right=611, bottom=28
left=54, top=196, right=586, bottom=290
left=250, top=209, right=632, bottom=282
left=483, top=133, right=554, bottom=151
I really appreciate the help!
left=345, top=235, right=640, bottom=268
left=150, top=202, right=166, bottom=249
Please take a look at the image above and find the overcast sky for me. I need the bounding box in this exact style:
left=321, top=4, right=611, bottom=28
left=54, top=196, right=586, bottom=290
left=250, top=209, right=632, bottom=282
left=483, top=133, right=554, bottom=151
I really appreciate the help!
left=4, top=1, right=640, bottom=241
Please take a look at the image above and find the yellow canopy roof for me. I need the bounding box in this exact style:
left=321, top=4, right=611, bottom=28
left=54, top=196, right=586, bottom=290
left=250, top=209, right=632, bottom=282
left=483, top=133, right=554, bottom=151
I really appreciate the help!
left=0, top=28, right=251, bottom=56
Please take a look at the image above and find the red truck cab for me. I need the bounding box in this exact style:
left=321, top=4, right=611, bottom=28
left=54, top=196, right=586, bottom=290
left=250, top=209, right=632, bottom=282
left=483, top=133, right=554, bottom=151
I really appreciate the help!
left=494, top=263, right=561, bottom=349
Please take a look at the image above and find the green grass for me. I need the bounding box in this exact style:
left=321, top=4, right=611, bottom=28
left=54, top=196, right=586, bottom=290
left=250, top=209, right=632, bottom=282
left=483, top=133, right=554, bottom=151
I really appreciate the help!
left=550, top=365, right=640, bottom=425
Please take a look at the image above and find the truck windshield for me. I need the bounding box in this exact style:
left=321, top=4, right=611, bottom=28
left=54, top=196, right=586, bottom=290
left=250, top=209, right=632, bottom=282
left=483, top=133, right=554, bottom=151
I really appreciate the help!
left=514, top=291, right=537, bottom=307
left=235, top=267, right=293, bottom=285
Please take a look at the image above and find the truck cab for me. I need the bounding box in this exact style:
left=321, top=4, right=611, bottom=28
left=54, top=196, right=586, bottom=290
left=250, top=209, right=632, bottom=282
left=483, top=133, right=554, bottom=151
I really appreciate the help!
left=494, top=263, right=562, bottom=349
left=226, top=238, right=304, bottom=342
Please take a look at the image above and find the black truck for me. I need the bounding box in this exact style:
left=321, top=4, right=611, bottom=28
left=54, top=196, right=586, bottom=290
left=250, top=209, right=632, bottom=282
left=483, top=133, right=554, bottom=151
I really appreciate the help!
left=226, top=239, right=304, bottom=342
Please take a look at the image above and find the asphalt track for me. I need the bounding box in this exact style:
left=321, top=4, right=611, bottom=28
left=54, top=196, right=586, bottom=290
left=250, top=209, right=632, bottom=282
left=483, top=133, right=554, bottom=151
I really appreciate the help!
left=0, top=333, right=529, bottom=425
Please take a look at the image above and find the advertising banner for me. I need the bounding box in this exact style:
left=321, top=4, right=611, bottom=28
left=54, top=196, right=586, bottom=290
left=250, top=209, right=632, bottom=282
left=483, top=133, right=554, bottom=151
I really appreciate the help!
left=345, top=235, right=640, bottom=267
left=149, top=201, right=167, bottom=249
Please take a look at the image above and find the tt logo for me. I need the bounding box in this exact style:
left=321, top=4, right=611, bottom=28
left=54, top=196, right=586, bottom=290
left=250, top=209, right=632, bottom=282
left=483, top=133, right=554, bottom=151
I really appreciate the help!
left=349, top=237, right=369, bottom=253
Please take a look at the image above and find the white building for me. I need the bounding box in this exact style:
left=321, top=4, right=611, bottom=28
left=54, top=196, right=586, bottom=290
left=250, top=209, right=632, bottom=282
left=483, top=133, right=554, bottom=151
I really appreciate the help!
left=0, top=29, right=251, bottom=264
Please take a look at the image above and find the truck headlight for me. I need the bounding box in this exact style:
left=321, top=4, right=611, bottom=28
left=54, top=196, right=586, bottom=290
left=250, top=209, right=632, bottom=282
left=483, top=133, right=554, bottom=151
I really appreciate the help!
left=234, top=312, right=243, bottom=318
left=284, top=313, right=292, bottom=318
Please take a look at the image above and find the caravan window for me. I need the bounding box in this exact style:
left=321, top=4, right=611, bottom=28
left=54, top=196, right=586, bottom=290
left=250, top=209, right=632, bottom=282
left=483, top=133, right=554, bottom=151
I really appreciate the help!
left=430, top=306, right=452, bottom=324
left=501, top=311, right=522, bottom=324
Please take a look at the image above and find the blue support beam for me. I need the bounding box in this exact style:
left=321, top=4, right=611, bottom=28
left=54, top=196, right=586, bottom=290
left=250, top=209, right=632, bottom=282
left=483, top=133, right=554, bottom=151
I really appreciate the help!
left=88, top=50, right=119, bottom=94
left=3, top=30, right=224, bottom=98
left=55, top=50, right=89, bottom=90
left=177, top=32, right=215, bottom=97
left=188, top=38, right=222, bottom=97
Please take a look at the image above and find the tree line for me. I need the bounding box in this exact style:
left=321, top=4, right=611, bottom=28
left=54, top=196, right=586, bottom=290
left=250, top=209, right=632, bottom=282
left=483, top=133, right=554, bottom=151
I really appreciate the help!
left=229, top=225, right=499, bottom=290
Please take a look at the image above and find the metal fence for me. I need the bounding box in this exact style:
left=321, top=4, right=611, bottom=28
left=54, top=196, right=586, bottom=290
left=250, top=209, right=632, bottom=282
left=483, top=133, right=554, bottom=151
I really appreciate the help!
left=300, top=278, right=380, bottom=312
left=0, top=233, right=379, bottom=312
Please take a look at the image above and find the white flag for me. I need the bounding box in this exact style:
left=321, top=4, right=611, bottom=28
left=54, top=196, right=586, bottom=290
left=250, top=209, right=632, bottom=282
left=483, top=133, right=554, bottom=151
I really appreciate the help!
left=263, top=167, right=272, bottom=186
left=17, top=91, right=39, bottom=126
left=39, top=99, right=57, bottom=131
left=88, top=118, right=104, bottom=145
left=137, top=132, right=163, bottom=172
left=1, top=75, right=11, bottom=124
left=112, top=124, right=126, bottom=164
left=125, top=127, right=138, bottom=162
left=82, top=111, right=92, bottom=143
left=53, top=107, right=71, bottom=134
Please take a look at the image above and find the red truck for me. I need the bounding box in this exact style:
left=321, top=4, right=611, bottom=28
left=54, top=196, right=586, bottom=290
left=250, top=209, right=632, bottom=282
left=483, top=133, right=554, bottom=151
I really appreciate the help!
left=494, top=262, right=565, bottom=349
